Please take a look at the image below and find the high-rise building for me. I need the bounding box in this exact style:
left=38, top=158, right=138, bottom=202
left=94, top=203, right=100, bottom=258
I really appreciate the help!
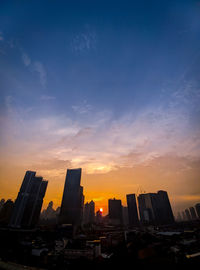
left=138, top=190, right=174, bottom=225
left=0, top=199, right=14, bottom=226
left=185, top=209, right=191, bottom=221
left=83, top=200, right=95, bottom=225
left=189, top=207, right=197, bottom=220
left=96, top=209, right=103, bottom=224
left=182, top=211, right=186, bottom=221
left=122, top=206, right=129, bottom=226
left=0, top=199, right=5, bottom=212
left=126, top=194, right=139, bottom=226
left=59, top=168, right=84, bottom=226
left=177, top=212, right=182, bottom=222
left=195, top=203, right=200, bottom=219
left=108, top=198, right=123, bottom=225
left=9, top=171, right=48, bottom=228
left=157, top=190, right=174, bottom=224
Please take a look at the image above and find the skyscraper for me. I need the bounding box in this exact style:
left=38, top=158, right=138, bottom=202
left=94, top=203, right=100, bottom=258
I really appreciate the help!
left=0, top=199, right=14, bottom=226
left=122, top=206, right=129, bottom=226
left=177, top=212, right=182, bottom=222
left=108, top=198, right=123, bottom=225
left=126, top=194, right=139, bottom=226
left=83, top=200, right=95, bottom=225
left=59, top=168, right=84, bottom=226
left=189, top=206, right=197, bottom=220
left=182, top=211, right=186, bottom=221
left=9, top=171, right=48, bottom=228
left=138, top=190, right=174, bottom=225
left=185, top=209, right=191, bottom=221
left=195, top=203, right=200, bottom=219
left=157, top=190, right=174, bottom=224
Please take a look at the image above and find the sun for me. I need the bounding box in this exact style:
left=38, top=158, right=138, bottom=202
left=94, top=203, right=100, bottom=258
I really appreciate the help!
left=100, top=208, right=103, bottom=213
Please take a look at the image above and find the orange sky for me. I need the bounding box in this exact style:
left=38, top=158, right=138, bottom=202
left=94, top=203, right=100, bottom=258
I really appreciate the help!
left=1, top=153, right=199, bottom=216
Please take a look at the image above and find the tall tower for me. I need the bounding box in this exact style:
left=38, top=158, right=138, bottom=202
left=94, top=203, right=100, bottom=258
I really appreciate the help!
left=185, top=209, right=191, bottom=221
left=84, top=200, right=95, bottom=225
left=126, top=194, right=139, bottom=226
left=189, top=206, right=197, bottom=220
left=108, top=198, right=123, bottom=225
left=9, top=171, right=48, bottom=228
left=138, top=190, right=174, bottom=225
left=59, top=168, right=84, bottom=226
left=195, top=203, right=200, bottom=219
left=156, top=190, right=174, bottom=224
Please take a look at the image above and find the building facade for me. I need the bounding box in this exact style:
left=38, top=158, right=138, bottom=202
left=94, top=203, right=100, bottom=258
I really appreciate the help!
left=189, top=207, right=197, bottom=220
left=195, top=203, right=200, bottom=219
left=185, top=209, right=191, bottom=221
left=126, top=194, right=139, bottom=226
left=9, top=171, right=48, bottom=228
left=108, top=198, right=123, bottom=225
left=84, top=200, right=95, bottom=225
left=59, top=168, right=84, bottom=226
left=138, top=190, right=174, bottom=225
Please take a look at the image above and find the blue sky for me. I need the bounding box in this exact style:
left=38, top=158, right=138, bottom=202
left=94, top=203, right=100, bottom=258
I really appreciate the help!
left=0, top=0, right=200, bottom=213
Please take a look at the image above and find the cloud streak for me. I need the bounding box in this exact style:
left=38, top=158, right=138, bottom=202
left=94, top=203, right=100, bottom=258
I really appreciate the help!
left=33, top=61, right=47, bottom=87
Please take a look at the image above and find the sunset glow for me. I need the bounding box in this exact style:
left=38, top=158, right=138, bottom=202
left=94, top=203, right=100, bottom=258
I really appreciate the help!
left=0, top=0, right=200, bottom=218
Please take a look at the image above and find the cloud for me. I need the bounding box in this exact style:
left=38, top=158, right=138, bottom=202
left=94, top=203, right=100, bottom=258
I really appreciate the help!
left=20, top=50, right=47, bottom=87
left=71, top=26, right=97, bottom=53
left=30, top=158, right=72, bottom=173
left=4, top=96, right=13, bottom=113
left=34, top=61, right=47, bottom=87
left=22, top=53, right=31, bottom=66
left=40, top=95, right=56, bottom=101
left=72, top=100, right=93, bottom=114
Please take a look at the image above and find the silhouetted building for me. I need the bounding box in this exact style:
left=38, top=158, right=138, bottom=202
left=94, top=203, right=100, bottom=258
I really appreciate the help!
left=177, top=212, right=182, bottom=222
left=185, top=209, right=191, bottom=221
left=182, top=211, right=186, bottom=221
left=9, top=171, right=48, bottom=228
left=195, top=203, right=200, bottom=219
left=41, top=201, right=56, bottom=220
left=0, top=199, right=14, bottom=226
left=83, top=200, right=95, bottom=225
left=189, top=207, right=197, bottom=220
left=138, top=190, right=174, bottom=225
left=0, top=199, right=5, bottom=212
left=59, top=168, right=84, bottom=226
left=96, top=209, right=103, bottom=224
left=126, top=194, right=139, bottom=226
left=122, top=206, right=129, bottom=226
left=108, top=198, right=123, bottom=225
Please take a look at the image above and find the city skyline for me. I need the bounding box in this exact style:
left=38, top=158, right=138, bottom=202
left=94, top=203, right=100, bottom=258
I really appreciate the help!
left=1, top=167, right=199, bottom=219
left=0, top=1, right=200, bottom=216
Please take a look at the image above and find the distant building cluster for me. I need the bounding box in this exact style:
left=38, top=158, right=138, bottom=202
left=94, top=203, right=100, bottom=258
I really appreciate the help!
left=44, top=168, right=175, bottom=228
left=177, top=204, right=200, bottom=222
left=0, top=168, right=199, bottom=230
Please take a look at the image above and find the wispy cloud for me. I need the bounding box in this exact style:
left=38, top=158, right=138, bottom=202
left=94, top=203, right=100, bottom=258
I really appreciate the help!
left=34, top=61, right=47, bottom=87
left=20, top=49, right=47, bottom=87
left=4, top=95, right=13, bottom=113
left=22, top=53, right=31, bottom=67
left=71, top=25, right=97, bottom=53
left=72, top=100, right=93, bottom=114
left=2, top=97, right=199, bottom=175
left=40, top=95, right=56, bottom=101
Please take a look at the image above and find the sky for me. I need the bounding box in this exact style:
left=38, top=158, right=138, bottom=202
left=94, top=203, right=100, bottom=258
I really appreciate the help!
left=0, top=0, right=200, bottom=216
